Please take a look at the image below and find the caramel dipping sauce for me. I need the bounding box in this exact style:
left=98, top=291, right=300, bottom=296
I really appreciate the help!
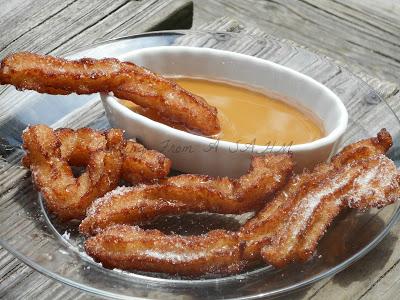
left=120, top=77, right=324, bottom=145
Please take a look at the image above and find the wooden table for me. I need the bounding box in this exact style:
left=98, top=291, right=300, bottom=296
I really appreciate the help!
left=0, top=1, right=399, bottom=299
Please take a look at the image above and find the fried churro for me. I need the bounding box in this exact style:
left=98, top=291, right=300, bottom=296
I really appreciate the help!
left=85, top=225, right=244, bottom=276
left=80, top=153, right=294, bottom=235
left=0, top=52, right=220, bottom=136
left=22, top=125, right=171, bottom=220
left=241, top=129, right=398, bottom=266
left=50, top=127, right=171, bottom=184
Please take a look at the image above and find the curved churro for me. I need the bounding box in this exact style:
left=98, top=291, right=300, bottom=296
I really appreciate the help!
left=0, top=52, right=220, bottom=136
left=22, top=125, right=171, bottom=220
left=121, top=140, right=171, bottom=184
left=51, top=127, right=171, bottom=184
left=85, top=225, right=244, bottom=276
left=241, top=129, right=398, bottom=266
left=85, top=130, right=400, bottom=275
left=23, top=125, right=123, bottom=220
left=242, top=153, right=399, bottom=267
left=79, top=153, right=294, bottom=235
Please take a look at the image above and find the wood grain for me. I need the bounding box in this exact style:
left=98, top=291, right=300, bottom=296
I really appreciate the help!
left=0, top=0, right=192, bottom=56
left=193, top=0, right=400, bottom=84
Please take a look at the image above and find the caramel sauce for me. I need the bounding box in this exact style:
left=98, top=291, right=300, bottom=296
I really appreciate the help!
left=120, top=77, right=324, bottom=145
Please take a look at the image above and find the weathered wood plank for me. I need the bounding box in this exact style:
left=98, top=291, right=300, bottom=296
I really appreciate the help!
left=51, top=0, right=193, bottom=55
left=0, top=0, right=192, bottom=57
left=0, top=0, right=76, bottom=52
left=193, top=0, right=400, bottom=83
left=0, top=0, right=129, bottom=56
left=361, top=258, right=400, bottom=300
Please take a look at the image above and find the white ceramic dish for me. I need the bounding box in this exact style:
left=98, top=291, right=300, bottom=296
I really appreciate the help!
left=101, top=46, right=348, bottom=176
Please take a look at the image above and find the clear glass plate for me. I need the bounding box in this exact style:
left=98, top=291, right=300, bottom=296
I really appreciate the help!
left=0, top=31, right=399, bottom=299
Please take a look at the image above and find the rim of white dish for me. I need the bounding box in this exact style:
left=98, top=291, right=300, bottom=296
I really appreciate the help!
left=103, top=46, right=348, bottom=152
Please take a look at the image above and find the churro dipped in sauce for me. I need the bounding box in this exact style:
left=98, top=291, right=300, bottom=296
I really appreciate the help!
left=121, top=77, right=324, bottom=145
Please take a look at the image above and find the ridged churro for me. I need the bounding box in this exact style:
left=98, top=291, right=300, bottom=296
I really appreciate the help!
left=80, top=153, right=294, bottom=235
left=0, top=52, right=220, bottom=135
left=22, top=125, right=171, bottom=220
